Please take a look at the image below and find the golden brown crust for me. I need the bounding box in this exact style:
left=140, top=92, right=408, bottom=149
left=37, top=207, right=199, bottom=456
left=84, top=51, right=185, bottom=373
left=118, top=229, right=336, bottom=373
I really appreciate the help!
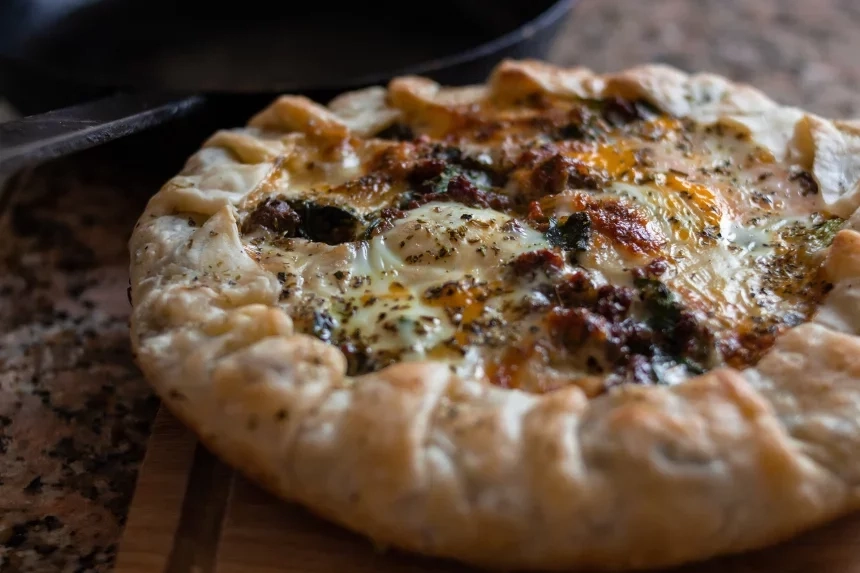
left=129, top=60, right=860, bottom=570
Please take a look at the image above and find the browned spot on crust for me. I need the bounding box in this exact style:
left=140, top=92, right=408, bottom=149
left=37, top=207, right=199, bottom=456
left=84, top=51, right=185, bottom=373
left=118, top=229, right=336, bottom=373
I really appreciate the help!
left=510, top=249, right=565, bottom=276
left=547, top=307, right=612, bottom=349
left=327, top=173, right=399, bottom=207
left=574, top=194, right=666, bottom=255
left=719, top=329, right=778, bottom=369
left=530, top=154, right=603, bottom=198
left=370, top=142, right=420, bottom=178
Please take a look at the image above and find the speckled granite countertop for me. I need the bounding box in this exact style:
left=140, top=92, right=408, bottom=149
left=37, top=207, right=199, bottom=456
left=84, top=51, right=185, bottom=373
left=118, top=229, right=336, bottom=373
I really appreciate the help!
left=0, top=161, right=159, bottom=572
left=1, top=1, right=858, bottom=571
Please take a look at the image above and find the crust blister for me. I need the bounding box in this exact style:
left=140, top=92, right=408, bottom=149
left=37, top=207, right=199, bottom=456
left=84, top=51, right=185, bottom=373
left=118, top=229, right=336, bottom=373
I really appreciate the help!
left=128, top=59, right=860, bottom=571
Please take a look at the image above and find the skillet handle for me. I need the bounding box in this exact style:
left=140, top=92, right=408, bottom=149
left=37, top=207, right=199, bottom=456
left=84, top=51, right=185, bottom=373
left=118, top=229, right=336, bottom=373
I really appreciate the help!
left=0, top=92, right=205, bottom=174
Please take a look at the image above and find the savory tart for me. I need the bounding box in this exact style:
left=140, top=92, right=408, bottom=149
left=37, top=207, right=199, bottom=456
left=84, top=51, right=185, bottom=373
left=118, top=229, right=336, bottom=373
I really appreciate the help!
left=128, top=59, right=860, bottom=570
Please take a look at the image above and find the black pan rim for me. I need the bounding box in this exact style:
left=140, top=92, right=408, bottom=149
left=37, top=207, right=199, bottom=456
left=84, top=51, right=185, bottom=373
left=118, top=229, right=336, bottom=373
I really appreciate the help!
left=322, top=0, right=576, bottom=92
left=0, top=0, right=576, bottom=96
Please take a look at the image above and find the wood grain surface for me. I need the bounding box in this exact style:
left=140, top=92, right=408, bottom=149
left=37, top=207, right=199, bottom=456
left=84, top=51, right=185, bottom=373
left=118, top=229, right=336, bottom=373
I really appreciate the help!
left=114, top=407, right=860, bottom=573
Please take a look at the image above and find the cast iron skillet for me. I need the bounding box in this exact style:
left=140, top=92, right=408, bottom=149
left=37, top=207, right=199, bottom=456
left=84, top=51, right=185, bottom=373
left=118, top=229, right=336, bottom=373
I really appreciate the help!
left=0, top=0, right=574, bottom=173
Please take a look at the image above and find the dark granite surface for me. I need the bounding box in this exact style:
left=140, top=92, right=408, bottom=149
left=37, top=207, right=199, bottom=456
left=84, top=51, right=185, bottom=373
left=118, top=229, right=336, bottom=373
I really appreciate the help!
left=0, top=1, right=858, bottom=571
left=0, top=159, right=161, bottom=572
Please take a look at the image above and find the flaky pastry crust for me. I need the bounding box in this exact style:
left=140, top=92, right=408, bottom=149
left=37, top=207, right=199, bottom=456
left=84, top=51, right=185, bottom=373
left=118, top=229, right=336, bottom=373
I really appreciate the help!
left=128, top=60, right=860, bottom=571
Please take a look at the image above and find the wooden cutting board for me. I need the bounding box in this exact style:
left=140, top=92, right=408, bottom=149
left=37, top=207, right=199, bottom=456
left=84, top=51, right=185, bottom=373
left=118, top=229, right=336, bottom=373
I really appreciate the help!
left=114, top=406, right=860, bottom=573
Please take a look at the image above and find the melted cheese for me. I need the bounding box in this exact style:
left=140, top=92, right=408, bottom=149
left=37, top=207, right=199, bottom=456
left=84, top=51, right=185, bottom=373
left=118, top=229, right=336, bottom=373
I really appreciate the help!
left=255, top=203, right=553, bottom=378
left=241, top=99, right=838, bottom=393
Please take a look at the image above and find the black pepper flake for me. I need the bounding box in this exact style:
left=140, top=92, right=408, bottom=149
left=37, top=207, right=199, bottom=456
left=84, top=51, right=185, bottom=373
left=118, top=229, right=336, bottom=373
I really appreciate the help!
left=311, top=310, right=337, bottom=341
left=700, top=225, right=721, bottom=241
left=275, top=409, right=289, bottom=422
left=789, top=167, right=819, bottom=196
left=333, top=270, right=345, bottom=280
left=277, top=272, right=287, bottom=282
